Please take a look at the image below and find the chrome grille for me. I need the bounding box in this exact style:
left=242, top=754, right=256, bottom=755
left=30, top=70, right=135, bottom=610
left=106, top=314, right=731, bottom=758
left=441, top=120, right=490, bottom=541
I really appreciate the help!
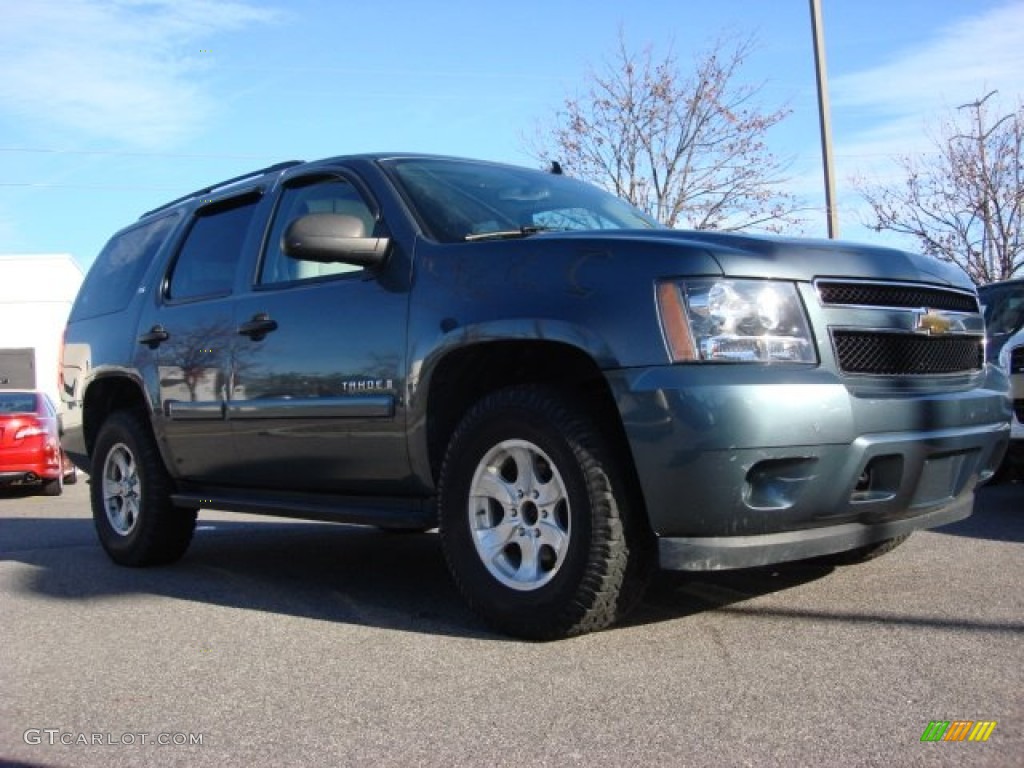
left=818, top=281, right=979, bottom=312
left=832, top=331, right=984, bottom=375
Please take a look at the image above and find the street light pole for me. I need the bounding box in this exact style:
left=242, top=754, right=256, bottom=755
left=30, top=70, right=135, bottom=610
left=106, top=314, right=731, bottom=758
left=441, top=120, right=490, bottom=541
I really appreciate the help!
left=810, top=0, right=840, bottom=239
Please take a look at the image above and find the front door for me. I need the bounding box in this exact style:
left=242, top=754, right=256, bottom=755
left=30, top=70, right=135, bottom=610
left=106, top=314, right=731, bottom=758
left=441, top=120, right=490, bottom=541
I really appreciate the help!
left=226, top=173, right=411, bottom=493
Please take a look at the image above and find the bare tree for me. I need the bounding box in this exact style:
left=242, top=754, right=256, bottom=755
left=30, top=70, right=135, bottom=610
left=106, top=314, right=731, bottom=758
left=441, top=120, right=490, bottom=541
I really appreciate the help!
left=857, top=91, right=1024, bottom=285
left=529, top=33, right=800, bottom=231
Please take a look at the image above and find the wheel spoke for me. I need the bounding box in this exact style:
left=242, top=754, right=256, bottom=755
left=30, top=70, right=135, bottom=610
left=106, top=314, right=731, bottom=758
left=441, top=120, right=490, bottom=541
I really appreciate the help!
left=110, top=451, right=129, bottom=482
left=123, top=455, right=137, bottom=487
left=473, top=516, right=519, bottom=562
left=536, top=517, right=569, bottom=557
left=507, top=445, right=536, bottom=494
left=471, top=468, right=517, bottom=507
left=514, top=535, right=542, bottom=584
left=533, top=478, right=564, bottom=508
left=123, top=497, right=139, bottom=530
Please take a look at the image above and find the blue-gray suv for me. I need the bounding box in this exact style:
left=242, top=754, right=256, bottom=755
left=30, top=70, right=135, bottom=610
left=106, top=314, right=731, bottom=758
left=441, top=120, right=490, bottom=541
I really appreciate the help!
left=60, top=154, right=1012, bottom=639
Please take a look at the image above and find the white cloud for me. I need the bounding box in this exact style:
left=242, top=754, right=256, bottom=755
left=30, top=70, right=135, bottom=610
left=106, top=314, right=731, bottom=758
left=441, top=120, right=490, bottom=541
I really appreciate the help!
left=0, top=0, right=280, bottom=148
left=833, top=3, right=1024, bottom=118
left=793, top=2, right=1024, bottom=243
left=832, top=2, right=1024, bottom=169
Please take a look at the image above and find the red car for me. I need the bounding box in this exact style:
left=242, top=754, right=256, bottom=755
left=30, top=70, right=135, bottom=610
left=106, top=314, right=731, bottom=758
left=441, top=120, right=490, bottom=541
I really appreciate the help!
left=0, top=390, right=78, bottom=496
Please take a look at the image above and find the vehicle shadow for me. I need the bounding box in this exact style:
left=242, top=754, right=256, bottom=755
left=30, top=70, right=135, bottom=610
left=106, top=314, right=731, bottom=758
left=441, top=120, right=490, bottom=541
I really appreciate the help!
left=0, top=510, right=839, bottom=642
left=0, top=514, right=484, bottom=637
left=625, top=561, right=835, bottom=628
left=936, top=481, right=1024, bottom=543
left=0, top=486, right=50, bottom=500
left=2, top=480, right=1018, bottom=641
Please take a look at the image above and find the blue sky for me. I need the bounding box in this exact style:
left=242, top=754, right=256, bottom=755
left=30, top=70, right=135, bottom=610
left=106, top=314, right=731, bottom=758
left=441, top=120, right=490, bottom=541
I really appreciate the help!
left=2, top=0, right=1023, bottom=270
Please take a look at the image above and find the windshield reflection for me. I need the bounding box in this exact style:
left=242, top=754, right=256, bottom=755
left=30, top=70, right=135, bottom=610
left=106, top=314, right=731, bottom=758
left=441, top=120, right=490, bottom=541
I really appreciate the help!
left=384, top=157, right=661, bottom=243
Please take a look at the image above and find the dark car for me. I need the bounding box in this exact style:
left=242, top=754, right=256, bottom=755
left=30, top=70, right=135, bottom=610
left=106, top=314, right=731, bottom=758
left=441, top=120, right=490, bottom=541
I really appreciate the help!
left=0, top=390, right=77, bottom=496
left=978, top=279, right=1024, bottom=479
left=59, top=154, right=1011, bottom=639
left=979, top=278, right=1024, bottom=362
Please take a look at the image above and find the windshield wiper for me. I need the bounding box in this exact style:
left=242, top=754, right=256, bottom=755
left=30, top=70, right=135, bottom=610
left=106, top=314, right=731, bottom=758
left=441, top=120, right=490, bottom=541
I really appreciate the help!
left=464, top=226, right=560, bottom=242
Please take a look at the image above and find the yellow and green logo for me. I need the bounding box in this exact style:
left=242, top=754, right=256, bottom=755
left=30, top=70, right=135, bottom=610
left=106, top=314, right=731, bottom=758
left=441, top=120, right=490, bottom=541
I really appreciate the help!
left=921, top=720, right=997, bottom=742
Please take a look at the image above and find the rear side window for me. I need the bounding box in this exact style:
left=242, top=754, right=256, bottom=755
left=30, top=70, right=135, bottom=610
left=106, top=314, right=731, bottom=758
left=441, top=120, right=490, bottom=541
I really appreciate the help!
left=167, top=194, right=260, bottom=301
left=70, top=213, right=179, bottom=320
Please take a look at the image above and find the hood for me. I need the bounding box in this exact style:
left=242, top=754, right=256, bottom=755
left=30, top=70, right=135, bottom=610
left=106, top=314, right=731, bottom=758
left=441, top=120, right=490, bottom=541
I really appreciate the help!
left=658, top=231, right=973, bottom=289
left=567, top=229, right=973, bottom=290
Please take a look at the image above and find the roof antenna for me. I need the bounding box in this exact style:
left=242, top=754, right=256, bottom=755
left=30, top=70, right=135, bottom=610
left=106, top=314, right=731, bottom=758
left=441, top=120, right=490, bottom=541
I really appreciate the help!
left=549, top=161, right=563, bottom=175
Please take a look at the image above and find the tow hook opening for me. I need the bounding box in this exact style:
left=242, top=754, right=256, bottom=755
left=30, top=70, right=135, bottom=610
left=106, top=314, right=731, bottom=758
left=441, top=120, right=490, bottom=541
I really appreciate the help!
left=743, top=457, right=819, bottom=511
left=850, top=455, right=903, bottom=503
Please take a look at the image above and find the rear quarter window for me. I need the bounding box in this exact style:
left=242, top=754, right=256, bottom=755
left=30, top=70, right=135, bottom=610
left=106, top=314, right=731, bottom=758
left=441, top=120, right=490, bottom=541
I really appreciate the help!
left=70, top=213, right=180, bottom=321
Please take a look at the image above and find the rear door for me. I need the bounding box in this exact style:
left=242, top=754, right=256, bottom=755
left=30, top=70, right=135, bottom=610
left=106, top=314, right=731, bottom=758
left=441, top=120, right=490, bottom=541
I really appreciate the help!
left=225, top=170, right=411, bottom=493
left=139, top=192, right=261, bottom=481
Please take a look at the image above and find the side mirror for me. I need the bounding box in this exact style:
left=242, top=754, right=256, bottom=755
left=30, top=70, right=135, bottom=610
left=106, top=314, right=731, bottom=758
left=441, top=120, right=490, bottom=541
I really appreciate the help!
left=282, top=213, right=389, bottom=268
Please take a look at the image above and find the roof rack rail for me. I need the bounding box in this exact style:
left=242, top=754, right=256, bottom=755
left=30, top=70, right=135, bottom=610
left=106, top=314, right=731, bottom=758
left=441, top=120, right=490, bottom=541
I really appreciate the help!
left=140, top=160, right=304, bottom=219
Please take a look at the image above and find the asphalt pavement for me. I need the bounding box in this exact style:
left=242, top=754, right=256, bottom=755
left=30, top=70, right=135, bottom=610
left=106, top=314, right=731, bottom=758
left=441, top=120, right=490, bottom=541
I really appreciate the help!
left=1, top=478, right=1021, bottom=767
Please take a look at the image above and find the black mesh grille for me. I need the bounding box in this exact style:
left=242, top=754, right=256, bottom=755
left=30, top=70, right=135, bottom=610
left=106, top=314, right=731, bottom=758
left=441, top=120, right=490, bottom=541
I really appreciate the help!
left=818, top=282, right=978, bottom=313
left=833, top=331, right=984, bottom=375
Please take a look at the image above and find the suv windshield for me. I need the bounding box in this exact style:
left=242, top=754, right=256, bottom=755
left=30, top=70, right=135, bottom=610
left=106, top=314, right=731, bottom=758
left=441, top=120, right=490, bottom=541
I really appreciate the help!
left=383, top=157, right=660, bottom=243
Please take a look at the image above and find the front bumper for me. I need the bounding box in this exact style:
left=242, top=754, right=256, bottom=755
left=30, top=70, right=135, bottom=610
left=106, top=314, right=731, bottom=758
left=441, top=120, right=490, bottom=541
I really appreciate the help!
left=659, top=494, right=971, bottom=570
left=608, top=365, right=1011, bottom=571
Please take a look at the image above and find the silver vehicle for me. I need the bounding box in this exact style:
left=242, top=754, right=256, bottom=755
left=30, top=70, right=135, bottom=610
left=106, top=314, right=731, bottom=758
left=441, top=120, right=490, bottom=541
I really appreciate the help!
left=981, top=279, right=1024, bottom=480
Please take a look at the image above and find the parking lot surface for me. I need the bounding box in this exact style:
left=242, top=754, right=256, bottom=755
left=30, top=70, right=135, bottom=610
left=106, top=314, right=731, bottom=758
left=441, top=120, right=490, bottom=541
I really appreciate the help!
left=1, top=479, right=1021, bottom=767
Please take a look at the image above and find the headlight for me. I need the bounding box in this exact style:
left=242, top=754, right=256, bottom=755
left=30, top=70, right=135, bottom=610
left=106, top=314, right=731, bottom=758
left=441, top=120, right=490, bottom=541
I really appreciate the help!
left=656, top=279, right=816, bottom=363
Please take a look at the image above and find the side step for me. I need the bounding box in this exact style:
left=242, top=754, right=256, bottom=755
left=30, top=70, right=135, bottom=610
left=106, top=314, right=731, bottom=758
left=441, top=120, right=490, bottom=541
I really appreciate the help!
left=171, top=487, right=435, bottom=530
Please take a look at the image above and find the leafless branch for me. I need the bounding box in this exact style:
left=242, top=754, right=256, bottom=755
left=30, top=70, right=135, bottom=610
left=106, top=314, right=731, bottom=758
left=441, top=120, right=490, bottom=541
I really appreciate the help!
left=527, top=32, right=802, bottom=233
left=856, top=92, right=1024, bottom=285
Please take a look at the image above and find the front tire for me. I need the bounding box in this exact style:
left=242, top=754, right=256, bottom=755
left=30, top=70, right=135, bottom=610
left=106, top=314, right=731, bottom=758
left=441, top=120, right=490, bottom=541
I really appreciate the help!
left=91, top=410, right=196, bottom=566
left=439, top=386, right=653, bottom=640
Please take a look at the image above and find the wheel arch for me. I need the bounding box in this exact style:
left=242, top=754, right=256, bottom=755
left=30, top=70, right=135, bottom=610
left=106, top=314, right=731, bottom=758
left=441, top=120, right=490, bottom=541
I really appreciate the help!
left=416, top=339, right=646, bottom=522
left=81, top=373, right=152, bottom=458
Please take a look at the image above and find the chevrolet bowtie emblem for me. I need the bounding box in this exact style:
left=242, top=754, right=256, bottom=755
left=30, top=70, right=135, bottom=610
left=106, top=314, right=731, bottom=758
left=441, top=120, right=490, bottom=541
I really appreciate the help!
left=914, top=308, right=953, bottom=335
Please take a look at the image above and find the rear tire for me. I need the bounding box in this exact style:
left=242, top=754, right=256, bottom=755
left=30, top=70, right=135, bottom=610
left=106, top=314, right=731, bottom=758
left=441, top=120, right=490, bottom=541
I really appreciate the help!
left=439, top=385, right=654, bottom=640
left=91, top=410, right=196, bottom=566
